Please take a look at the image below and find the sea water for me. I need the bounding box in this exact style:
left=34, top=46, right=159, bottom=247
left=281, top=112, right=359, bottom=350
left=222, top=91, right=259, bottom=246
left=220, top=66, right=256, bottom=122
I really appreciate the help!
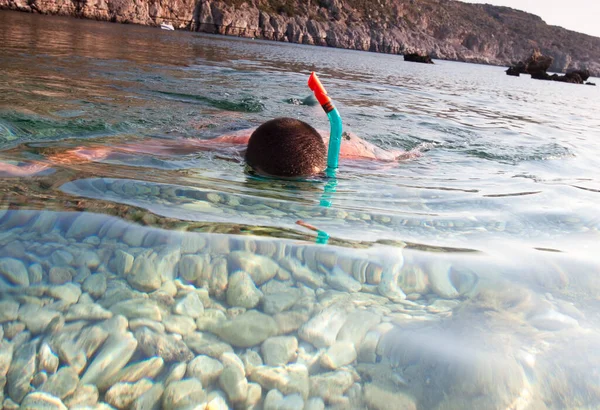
left=1, top=9, right=600, bottom=410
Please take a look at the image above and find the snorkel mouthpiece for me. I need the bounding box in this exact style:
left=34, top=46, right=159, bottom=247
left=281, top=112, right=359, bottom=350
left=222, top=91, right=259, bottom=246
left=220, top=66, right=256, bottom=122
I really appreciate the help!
left=308, top=72, right=343, bottom=177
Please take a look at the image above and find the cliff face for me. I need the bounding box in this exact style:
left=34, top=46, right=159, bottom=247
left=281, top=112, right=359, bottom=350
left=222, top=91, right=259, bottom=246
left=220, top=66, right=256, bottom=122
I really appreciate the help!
left=2, top=0, right=599, bottom=75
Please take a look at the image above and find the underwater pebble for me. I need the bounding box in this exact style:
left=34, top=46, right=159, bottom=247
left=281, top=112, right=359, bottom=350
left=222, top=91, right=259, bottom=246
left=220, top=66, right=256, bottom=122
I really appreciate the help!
left=261, top=336, right=298, bottom=367
left=135, top=327, right=194, bottom=362
left=178, top=254, right=207, bottom=283
left=82, top=273, right=107, bottom=299
left=240, top=350, right=263, bottom=376
left=48, top=283, right=81, bottom=305
left=40, top=366, right=79, bottom=399
left=250, top=364, right=309, bottom=399
left=64, top=384, right=99, bottom=408
left=228, top=251, right=279, bottom=285
left=7, top=341, right=36, bottom=402
left=263, top=389, right=284, bottom=410
left=173, top=292, right=205, bottom=318
left=162, top=378, right=206, bottom=410
left=336, top=308, right=382, bottom=347
left=105, top=379, right=154, bottom=409
left=130, top=382, right=164, bottom=410
left=0, top=300, right=19, bottom=323
left=320, top=341, right=357, bottom=370
left=262, top=287, right=302, bottom=315
left=114, top=250, right=134, bottom=276
left=327, top=266, right=362, bottom=293
left=50, top=250, right=74, bottom=267
left=218, top=356, right=248, bottom=403
left=164, top=362, right=188, bottom=386
left=357, top=322, right=394, bottom=363
left=274, top=311, right=309, bottom=335
left=0, top=257, right=29, bottom=287
left=164, top=314, right=197, bottom=336
left=110, top=299, right=162, bottom=321
left=128, top=255, right=162, bottom=292
left=305, top=397, right=326, bottom=410
left=281, top=258, right=324, bottom=289
left=20, top=391, right=67, bottom=410
left=18, top=303, right=60, bottom=334
left=184, top=332, right=233, bottom=358
left=65, top=303, right=113, bottom=321
left=28, top=263, right=43, bottom=285
left=299, top=303, right=352, bottom=348
left=213, top=310, right=278, bottom=348
left=48, top=266, right=74, bottom=285
left=187, top=355, right=224, bottom=387
left=38, top=343, right=59, bottom=375
left=226, top=271, right=263, bottom=309
left=309, top=370, right=355, bottom=403
left=129, top=318, right=165, bottom=334
left=104, top=356, right=164, bottom=388
left=80, top=333, right=138, bottom=388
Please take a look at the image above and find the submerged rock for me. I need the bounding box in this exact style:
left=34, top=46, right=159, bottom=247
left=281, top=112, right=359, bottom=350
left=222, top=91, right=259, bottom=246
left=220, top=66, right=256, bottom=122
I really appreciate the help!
left=20, top=391, right=67, bottom=410
left=162, top=378, right=206, bottom=409
left=80, top=333, right=138, bottom=389
left=135, top=327, right=194, bottom=363
left=228, top=251, right=280, bottom=285
left=261, top=336, right=298, bottom=367
left=0, top=257, right=29, bottom=287
left=213, top=310, right=278, bottom=348
left=7, top=341, right=36, bottom=402
left=226, top=270, right=263, bottom=308
left=187, top=355, right=224, bottom=386
left=105, top=379, right=154, bottom=409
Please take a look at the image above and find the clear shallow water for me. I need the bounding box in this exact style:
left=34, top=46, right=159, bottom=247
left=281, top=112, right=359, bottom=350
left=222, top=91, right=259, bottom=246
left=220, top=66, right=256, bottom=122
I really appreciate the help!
left=1, top=9, right=600, bottom=410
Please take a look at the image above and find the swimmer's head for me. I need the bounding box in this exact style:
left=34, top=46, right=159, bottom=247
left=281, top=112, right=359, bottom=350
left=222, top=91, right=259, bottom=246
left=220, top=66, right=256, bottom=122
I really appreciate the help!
left=245, top=117, right=326, bottom=178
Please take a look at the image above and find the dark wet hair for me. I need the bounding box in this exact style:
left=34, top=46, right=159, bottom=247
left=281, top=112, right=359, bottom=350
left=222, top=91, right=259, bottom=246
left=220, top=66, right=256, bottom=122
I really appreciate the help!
left=245, top=117, right=326, bottom=177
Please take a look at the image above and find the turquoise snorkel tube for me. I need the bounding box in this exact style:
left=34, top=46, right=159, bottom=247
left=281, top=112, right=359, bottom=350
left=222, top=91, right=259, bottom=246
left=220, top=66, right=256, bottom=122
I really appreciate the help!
left=308, top=72, right=343, bottom=178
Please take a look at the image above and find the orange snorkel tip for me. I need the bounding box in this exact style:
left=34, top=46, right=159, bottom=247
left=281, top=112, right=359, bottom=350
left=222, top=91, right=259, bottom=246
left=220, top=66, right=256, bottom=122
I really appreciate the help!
left=308, top=72, right=332, bottom=109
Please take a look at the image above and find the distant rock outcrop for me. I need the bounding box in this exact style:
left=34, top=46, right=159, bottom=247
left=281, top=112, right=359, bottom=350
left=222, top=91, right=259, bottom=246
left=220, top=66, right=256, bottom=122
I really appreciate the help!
left=507, top=51, right=592, bottom=84
left=1, top=0, right=599, bottom=75
left=404, top=52, right=434, bottom=64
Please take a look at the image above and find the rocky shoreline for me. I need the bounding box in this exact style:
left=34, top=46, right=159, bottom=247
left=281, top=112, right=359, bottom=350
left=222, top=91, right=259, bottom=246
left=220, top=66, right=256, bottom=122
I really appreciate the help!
left=0, top=208, right=595, bottom=409
left=1, top=0, right=599, bottom=75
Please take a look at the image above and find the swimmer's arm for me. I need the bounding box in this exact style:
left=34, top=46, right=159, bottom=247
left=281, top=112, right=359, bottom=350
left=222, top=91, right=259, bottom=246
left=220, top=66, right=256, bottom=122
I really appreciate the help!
left=45, top=131, right=254, bottom=164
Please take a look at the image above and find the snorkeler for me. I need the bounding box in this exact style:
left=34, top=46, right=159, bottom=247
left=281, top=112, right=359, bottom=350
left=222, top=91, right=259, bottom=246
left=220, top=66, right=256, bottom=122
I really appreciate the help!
left=0, top=73, right=417, bottom=178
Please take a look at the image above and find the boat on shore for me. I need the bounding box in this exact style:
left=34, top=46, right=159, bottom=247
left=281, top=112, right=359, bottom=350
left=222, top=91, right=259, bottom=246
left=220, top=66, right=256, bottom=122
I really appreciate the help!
left=160, top=22, right=174, bottom=31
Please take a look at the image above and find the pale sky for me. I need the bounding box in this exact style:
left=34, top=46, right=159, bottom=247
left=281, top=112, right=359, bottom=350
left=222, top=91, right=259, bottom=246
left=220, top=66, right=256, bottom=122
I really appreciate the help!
left=463, top=0, right=600, bottom=38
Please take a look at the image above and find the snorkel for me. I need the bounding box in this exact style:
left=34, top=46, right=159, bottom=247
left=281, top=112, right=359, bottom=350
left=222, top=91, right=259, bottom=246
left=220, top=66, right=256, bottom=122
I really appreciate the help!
left=308, top=72, right=343, bottom=178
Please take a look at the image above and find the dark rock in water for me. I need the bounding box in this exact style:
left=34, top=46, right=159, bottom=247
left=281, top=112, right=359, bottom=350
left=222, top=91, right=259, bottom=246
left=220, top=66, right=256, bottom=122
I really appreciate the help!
left=509, top=50, right=590, bottom=85
left=404, top=53, right=433, bottom=64
left=525, top=50, right=553, bottom=76
left=505, top=61, right=527, bottom=76
left=506, top=50, right=552, bottom=77
left=532, top=71, right=585, bottom=84
left=567, top=69, right=590, bottom=82
left=505, top=66, right=520, bottom=76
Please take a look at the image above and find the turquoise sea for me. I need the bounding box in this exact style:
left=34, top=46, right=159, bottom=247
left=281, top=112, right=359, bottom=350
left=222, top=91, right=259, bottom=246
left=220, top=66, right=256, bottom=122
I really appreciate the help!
left=1, top=9, right=600, bottom=410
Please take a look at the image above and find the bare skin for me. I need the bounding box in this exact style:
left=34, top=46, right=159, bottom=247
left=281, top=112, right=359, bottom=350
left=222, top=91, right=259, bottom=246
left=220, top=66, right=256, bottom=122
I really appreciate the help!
left=0, top=128, right=419, bottom=177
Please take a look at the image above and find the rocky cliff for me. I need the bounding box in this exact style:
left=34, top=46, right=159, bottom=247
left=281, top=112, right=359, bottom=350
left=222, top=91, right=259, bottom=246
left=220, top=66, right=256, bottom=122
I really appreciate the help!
left=2, top=0, right=599, bottom=75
